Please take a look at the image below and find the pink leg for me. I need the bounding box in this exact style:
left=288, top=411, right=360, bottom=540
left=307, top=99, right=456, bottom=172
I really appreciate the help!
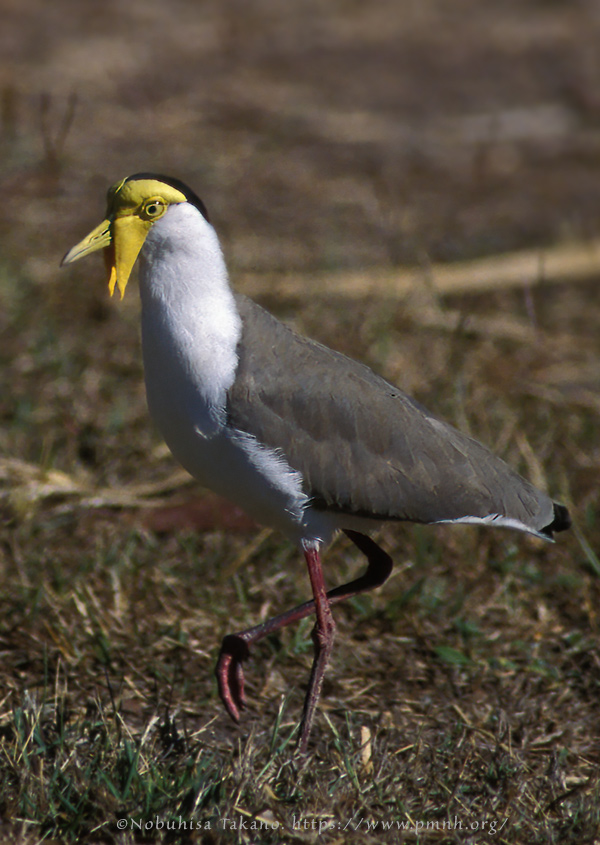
left=297, top=542, right=336, bottom=753
left=215, top=530, right=393, bottom=748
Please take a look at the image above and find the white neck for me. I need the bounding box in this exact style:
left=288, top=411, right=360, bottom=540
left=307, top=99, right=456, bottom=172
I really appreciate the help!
left=137, top=203, right=242, bottom=436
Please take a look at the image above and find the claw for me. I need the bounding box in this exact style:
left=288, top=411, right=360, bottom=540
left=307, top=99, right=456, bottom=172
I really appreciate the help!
left=213, top=534, right=393, bottom=746
left=215, top=633, right=251, bottom=722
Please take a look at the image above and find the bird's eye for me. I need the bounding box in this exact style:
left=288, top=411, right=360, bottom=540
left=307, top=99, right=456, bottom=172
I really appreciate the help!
left=141, top=197, right=166, bottom=220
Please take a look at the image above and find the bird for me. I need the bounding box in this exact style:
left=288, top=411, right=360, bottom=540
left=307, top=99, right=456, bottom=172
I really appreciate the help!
left=62, top=173, right=571, bottom=753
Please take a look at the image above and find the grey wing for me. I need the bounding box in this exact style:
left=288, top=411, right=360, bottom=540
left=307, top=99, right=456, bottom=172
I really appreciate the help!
left=227, top=296, right=559, bottom=537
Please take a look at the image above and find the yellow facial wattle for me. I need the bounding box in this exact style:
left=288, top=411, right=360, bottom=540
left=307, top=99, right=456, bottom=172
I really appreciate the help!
left=61, top=176, right=187, bottom=298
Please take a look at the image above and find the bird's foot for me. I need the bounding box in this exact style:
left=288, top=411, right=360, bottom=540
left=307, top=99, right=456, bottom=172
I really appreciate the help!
left=215, top=633, right=251, bottom=722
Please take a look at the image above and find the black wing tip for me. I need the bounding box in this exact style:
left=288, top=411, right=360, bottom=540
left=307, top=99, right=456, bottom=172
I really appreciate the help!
left=541, top=503, right=571, bottom=539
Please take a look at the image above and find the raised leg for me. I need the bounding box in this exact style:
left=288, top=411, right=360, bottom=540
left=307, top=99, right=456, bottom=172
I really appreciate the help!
left=215, top=530, right=393, bottom=747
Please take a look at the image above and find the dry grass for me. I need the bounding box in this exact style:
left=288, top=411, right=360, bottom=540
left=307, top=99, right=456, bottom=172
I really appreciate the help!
left=1, top=1, right=600, bottom=842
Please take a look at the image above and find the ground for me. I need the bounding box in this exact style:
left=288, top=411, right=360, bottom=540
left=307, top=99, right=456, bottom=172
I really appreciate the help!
left=0, top=1, right=599, bottom=842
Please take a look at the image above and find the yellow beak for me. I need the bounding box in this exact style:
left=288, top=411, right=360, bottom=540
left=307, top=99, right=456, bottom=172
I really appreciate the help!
left=61, top=214, right=151, bottom=299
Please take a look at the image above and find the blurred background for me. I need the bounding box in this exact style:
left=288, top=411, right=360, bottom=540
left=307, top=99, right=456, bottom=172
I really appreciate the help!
left=0, top=0, right=599, bottom=839
left=1, top=0, right=599, bottom=489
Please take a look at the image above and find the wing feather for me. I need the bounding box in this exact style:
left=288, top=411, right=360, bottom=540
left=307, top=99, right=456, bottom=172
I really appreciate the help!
left=227, top=296, right=556, bottom=535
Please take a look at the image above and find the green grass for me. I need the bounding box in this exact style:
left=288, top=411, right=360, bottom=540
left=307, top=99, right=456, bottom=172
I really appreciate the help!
left=2, top=1, right=600, bottom=841
left=5, top=678, right=599, bottom=843
left=0, top=504, right=597, bottom=843
left=1, top=263, right=598, bottom=844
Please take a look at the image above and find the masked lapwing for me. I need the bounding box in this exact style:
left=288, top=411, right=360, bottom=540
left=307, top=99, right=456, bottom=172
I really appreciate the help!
left=62, top=173, right=570, bottom=752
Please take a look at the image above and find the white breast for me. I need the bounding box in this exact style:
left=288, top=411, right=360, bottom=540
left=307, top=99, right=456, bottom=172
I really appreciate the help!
left=137, top=204, right=324, bottom=544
